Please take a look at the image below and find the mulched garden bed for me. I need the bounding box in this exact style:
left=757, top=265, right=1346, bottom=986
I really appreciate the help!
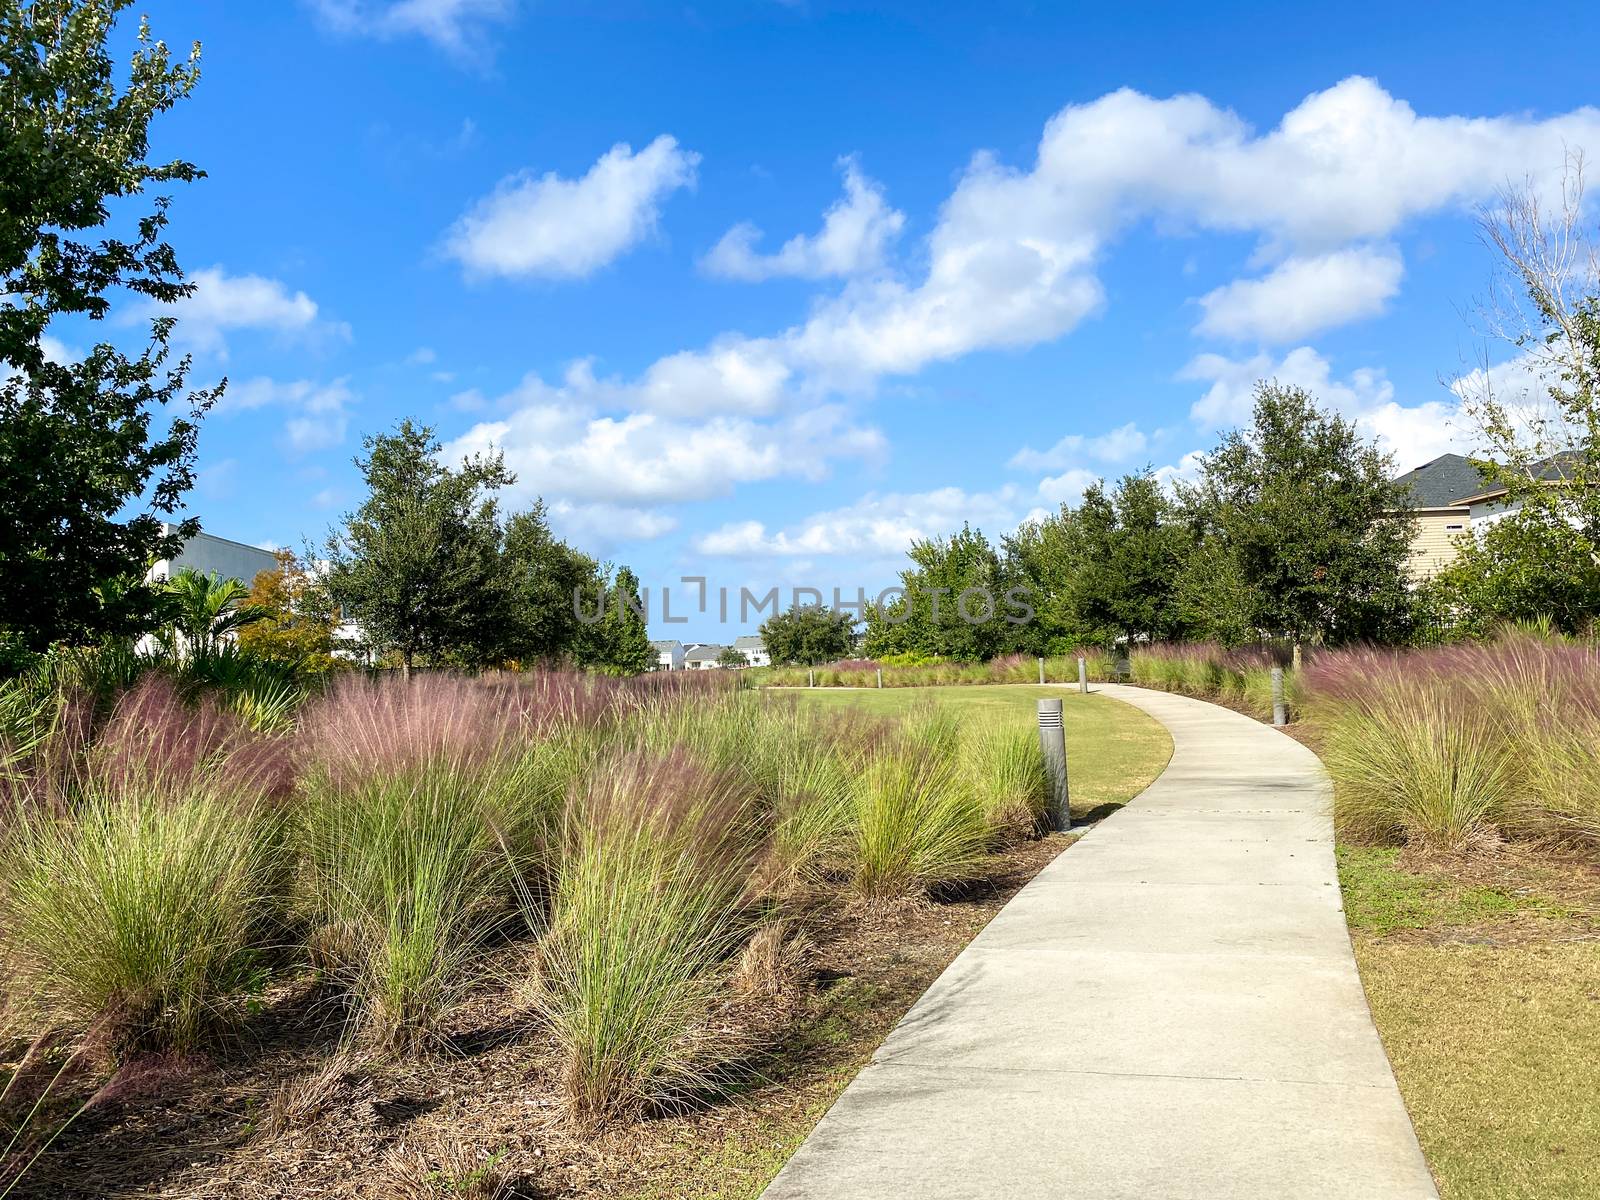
left=6, top=835, right=1074, bottom=1200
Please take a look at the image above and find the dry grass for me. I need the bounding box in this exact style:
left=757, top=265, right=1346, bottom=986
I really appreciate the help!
left=1357, top=940, right=1600, bottom=1199
left=1340, top=842, right=1600, bottom=1199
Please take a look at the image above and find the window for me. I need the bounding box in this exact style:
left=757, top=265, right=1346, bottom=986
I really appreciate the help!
left=1445, top=523, right=1465, bottom=531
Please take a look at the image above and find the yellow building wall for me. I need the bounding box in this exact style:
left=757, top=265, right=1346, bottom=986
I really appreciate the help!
left=1407, top=510, right=1470, bottom=580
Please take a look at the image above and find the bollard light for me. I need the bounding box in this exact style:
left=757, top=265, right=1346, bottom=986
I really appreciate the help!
left=1037, top=698, right=1071, bottom=831
left=1038, top=656, right=1045, bottom=685
left=876, top=667, right=884, bottom=689
left=1271, top=666, right=1286, bottom=727
left=1078, top=655, right=1088, bottom=694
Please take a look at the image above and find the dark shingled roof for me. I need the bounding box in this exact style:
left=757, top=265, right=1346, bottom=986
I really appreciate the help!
left=1393, top=453, right=1494, bottom=509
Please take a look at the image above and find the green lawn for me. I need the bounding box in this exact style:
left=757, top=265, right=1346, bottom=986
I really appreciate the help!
left=786, top=684, right=1172, bottom=822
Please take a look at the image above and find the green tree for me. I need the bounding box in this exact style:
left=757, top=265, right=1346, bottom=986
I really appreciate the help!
left=1430, top=508, right=1600, bottom=635
left=156, top=567, right=269, bottom=659
left=716, top=645, right=748, bottom=669
left=1443, top=162, right=1600, bottom=632
left=323, top=420, right=511, bottom=673
left=1171, top=535, right=1257, bottom=646
left=1002, top=506, right=1094, bottom=654
left=864, top=524, right=1019, bottom=660
left=0, top=0, right=220, bottom=652
left=1072, top=470, right=1191, bottom=644
left=761, top=604, right=857, bottom=665
left=1186, top=382, right=1415, bottom=649
left=585, top=565, right=653, bottom=675
left=497, top=501, right=604, bottom=664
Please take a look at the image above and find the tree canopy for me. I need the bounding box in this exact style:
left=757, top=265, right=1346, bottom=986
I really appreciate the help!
left=761, top=603, right=857, bottom=665
left=1183, top=382, right=1415, bottom=647
left=0, top=0, right=219, bottom=653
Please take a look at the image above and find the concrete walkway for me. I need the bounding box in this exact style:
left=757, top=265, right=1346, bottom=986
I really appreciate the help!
left=762, top=684, right=1437, bottom=1200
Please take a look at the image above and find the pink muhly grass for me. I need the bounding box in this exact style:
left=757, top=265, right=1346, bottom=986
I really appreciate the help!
left=538, top=747, right=763, bottom=1121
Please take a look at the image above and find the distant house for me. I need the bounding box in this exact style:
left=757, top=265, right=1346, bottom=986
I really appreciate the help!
left=1447, top=451, right=1576, bottom=531
left=1392, top=454, right=1493, bottom=580
left=147, top=523, right=280, bottom=587
left=683, top=643, right=728, bottom=670
left=651, top=639, right=686, bottom=671
left=731, top=635, right=769, bottom=668
left=1393, top=452, right=1574, bottom=581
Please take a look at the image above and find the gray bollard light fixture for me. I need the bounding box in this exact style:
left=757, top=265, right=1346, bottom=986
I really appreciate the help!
left=1037, top=698, right=1071, bottom=831
left=1038, top=656, right=1045, bottom=685
left=1271, top=666, right=1287, bottom=727
left=808, top=669, right=815, bottom=689
left=876, top=667, right=884, bottom=689
left=1078, top=655, right=1088, bottom=694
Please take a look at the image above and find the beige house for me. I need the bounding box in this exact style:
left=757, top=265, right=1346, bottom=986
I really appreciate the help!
left=1392, top=454, right=1493, bottom=581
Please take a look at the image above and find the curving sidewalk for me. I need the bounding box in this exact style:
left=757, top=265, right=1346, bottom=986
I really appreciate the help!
left=762, top=683, right=1438, bottom=1200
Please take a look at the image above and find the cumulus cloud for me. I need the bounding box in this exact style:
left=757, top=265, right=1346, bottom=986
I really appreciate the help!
left=546, top=500, right=678, bottom=548
left=703, top=159, right=905, bottom=281
left=160, top=267, right=346, bottom=358
left=1182, top=346, right=1473, bottom=471
left=1009, top=421, right=1148, bottom=471
left=443, top=136, right=699, bottom=280
left=1195, top=245, right=1404, bottom=342
left=693, top=485, right=1027, bottom=558
left=309, top=0, right=514, bottom=57
left=441, top=372, right=884, bottom=511
left=224, top=376, right=357, bottom=455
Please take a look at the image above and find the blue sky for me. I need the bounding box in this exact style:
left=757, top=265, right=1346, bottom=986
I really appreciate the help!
left=118, top=0, right=1600, bottom=639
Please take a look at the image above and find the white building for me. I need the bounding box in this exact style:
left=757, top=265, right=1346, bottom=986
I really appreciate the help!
left=651, top=639, right=686, bottom=671
left=147, top=523, right=280, bottom=586
left=683, top=643, right=728, bottom=670
left=731, top=635, right=769, bottom=667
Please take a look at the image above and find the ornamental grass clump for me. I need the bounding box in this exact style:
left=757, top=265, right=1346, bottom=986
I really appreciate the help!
left=0, top=679, right=290, bottom=1053
left=1304, top=647, right=1519, bottom=851
left=967, top=724, right=1048, bottom=839
left=294, top=674, right=548, bottom=1049
left=851, top=725, right=989, bottom=903
left=753, top=705, right=885, bottom=888
left=538, top=749, right=761, bottom=1123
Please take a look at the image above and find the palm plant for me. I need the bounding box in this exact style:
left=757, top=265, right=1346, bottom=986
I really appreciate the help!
left=157, top=569, right=271, bottom=660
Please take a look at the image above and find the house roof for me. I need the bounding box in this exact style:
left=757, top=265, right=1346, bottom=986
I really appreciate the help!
left=683, top=644, right=727, bottom=662
left=1450, top=451, right=1579, bottom=505
left=1393, top=453, right=1494, bottom=510
left=732, top=635, right=765, bottom=650
left=650, top=640, right=683, bottom=652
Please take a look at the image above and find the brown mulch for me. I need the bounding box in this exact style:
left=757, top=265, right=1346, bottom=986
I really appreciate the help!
left=4, top=835, right=1072, bottom=1200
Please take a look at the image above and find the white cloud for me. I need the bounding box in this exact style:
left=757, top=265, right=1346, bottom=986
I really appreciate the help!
left=443, top=136, right=699, bottom=280
left=693, top=485, right=1026, bottom=559
left=477, top=82, right=1600, bottom=424
left=1009, top=421, right=1148, bottom=471
left=1182, top=346, right=1473, bottom=471
left=1195, top=245, right=1404, bottom=342
left=442, top=373, right=884, bottom=511
left=703, top=158, right=905, bottom=281
left=162, top=267, right=346, bottom=357
left=223, top=376, right=356, bottom=455
left=1183, top=345, right=1397, bottom=429
left=546, top=500, right=678, bottom=547
left=1035, top=468, right=1101, bottom=506
left=310, top=0, right=514, bottom=57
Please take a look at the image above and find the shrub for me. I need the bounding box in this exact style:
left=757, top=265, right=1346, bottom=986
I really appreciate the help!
left=967, top=725, right=1048, bottom=839
left=1303, top=636, right=1600, bottom=850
